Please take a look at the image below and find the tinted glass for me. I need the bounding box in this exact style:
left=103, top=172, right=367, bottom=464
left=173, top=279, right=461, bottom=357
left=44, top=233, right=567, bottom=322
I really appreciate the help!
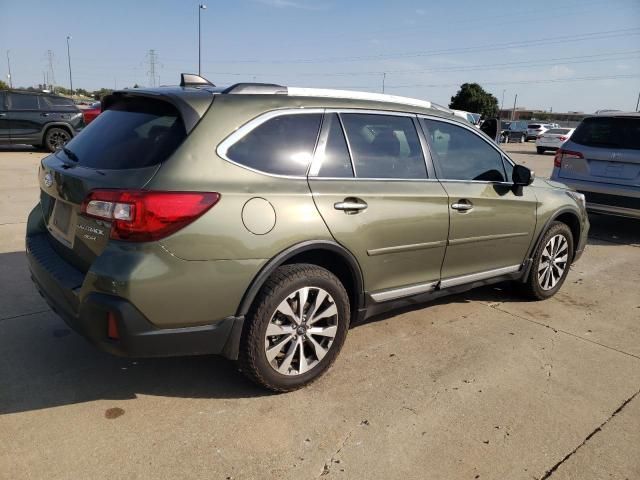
left=9, top=93, right=39, bottom=110
left=227, top=114, right=322, bottom=176
left=317, top=113, right=353, bottom=178
left=44, top=96, right=75, bottom=107
left=571, top=117, right=640, bottom=150
left=341, top=113, right=426, bottom=179
left=58, top=97, right=186, bottom=169
left=547, top=128, right=571, bottom=134
left=0, top=92, right=5, bottom=110
left=528, top=124, right=541, bottom=129
left=422, top=119, right=506, bottom=182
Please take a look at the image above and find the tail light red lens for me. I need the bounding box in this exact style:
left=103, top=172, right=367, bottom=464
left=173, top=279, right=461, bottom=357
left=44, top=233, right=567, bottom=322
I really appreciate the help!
left=559, top=136, right=568, bottom=141
left=81, top=190, right=220, bottom=242
left=554, top=149, right=584, bottom=168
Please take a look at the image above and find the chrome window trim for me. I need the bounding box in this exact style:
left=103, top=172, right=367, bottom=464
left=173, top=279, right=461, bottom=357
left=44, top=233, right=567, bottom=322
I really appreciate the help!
left=371, top=281, right=438, bottom=302
left=216, top=108, right=325, bottom=179
left=418, top=115, right=518, bottom=184
left=439, top=264, right=521, bottom=289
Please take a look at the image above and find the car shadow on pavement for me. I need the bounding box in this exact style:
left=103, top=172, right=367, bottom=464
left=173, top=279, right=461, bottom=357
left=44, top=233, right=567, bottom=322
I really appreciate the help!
left=1, top=215, right=637, bottom=414
left=0, top=144, right=43, bottom=153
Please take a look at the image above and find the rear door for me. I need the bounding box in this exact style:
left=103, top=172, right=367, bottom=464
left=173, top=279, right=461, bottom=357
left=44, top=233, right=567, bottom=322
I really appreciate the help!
left=558, top=116, right=640, bottom=188
left=308, top=111, right=449, bottom=299
left=38, top=95, right=189, bottom=271
left=7, top=92, right=42, bottom=142
left=420, top=117, right=537, bottom=283
left=0, top=92, right=9, bottom=142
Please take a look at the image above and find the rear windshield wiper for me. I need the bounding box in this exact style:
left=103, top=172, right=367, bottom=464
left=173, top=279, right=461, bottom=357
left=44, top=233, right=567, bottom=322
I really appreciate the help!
left=62, top=147, right=80, bottom=162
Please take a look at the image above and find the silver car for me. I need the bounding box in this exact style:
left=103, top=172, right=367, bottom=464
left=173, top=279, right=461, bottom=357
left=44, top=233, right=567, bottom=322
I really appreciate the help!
left=550, top=113, right=640, bottom=219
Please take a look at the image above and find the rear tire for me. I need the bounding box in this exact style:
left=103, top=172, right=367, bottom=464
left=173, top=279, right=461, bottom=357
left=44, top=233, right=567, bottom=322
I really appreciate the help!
left=238, top=264, right=350, bottom=392
left=536, top=147, right=545, bottom=154
left=520, top=222, right=574, bottom=300
left=44, top=127, right=71, bottom=152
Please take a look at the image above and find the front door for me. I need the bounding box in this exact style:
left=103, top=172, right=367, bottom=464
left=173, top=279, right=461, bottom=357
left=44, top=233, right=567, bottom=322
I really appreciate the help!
left=7, top=92, right=43, bottom=143
left=420, top=117, right=537, bottom=285
left=308, top=112, right=449, bottom=300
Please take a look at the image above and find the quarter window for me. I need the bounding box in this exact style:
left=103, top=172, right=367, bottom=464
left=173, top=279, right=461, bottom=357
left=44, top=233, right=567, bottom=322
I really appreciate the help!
left=340, top=113, right=427, bottom=179
left=317, top=113, right=354, bottom=178
left=422, top=119, right=506, bottom=182
left=226, top=113, right=322, bottom=176
left=9, top=93, right=39, bottom=110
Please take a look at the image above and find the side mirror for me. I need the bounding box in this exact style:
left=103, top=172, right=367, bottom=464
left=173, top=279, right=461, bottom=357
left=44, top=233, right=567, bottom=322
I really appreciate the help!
left=513, top=164, right=534, bottom=186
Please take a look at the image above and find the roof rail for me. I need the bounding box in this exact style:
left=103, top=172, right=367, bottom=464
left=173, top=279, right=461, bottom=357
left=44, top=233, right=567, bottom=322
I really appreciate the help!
left=223, top=83, right=288, bottom=95
left=180, top=73, right=215, bottom=87
left=287, top=87, right=436, bottom=110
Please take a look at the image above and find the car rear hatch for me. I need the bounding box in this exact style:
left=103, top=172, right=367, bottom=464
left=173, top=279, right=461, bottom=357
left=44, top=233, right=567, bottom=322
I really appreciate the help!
left=37, top=89, right=214, bottom=272
left=556, top=116, right=640, bottom=187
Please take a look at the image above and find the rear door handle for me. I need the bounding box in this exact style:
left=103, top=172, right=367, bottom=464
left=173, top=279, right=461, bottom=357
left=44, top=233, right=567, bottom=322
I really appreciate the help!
left=334, top=197, right=368, bottom=214
left=40, top=113, right=50, bottom=117
left=451, top=200, right=474, bottom=212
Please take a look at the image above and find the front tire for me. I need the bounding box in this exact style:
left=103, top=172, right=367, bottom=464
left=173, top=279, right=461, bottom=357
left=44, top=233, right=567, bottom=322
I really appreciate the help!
left=44, top=127, right=71, bottom=152
left=521, top=222, right=574, bottom=300
left=536, top=147, right=545, bottom=154
left=238, top=264, right=350, bottom=392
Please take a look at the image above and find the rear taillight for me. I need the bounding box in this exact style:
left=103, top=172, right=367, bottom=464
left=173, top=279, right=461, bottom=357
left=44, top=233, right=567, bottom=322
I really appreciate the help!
left=558, top=136, right=568, bottom=141
left=81, top=190, right=220, bottom=242
left=554, top=149, right=584, bottom=168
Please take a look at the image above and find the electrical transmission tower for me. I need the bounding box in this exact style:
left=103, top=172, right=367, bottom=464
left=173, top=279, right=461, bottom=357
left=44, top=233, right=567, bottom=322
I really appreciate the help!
left=46, top=50, right=56, bottom=91
left=146, top=49, right=159, bottom=87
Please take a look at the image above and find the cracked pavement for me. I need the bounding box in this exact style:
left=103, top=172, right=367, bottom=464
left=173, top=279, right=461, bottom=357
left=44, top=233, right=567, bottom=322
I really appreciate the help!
left=1, top=143, right=639, bottom=479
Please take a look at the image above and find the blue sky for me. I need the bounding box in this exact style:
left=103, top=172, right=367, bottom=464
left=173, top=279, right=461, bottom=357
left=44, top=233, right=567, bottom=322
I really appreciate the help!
left=1, top=0, right=639, bottom=112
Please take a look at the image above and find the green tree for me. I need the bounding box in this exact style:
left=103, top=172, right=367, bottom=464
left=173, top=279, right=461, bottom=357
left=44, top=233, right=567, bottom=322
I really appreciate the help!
left=449, top=83, right=499, bottom=118
left=0, top=80, right=9, bottom=89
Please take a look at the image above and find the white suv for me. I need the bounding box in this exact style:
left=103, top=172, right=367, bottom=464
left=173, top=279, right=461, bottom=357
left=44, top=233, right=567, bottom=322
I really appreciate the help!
left=526, top=123, right=556, bottom=141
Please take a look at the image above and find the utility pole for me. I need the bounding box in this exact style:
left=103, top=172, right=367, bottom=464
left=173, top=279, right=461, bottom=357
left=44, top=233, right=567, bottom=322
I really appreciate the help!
left=198, top=4, right=207, bottom=76
left=382, top=72, right=386, bottom=94
left=66, top=36, right=73, bottom=98
left=511, top=93, right=518, bottom=121
left=6, top=50, right=13, bottom=88
left=146, top=49, right=159, bottom=87
left=500, top=89, right=506, bottom=112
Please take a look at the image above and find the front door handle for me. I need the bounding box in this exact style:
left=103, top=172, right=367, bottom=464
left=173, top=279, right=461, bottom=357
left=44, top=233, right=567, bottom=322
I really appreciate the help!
left=451, top=200, right=474, bottom=212
left=40, top=113, right=50, bottom=117
left=334, top=197, right=368, bottom=214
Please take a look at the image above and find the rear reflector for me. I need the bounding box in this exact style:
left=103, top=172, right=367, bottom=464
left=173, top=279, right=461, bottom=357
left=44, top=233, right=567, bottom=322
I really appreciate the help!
left=554, top=148, right=584, bottom=168
left=107, top=312, right=119, bottom=340
left=82, top=190, right=220, bottom=242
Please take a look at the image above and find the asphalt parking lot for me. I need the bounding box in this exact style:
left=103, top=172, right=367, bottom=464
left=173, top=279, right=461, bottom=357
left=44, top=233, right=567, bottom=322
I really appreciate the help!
left=1, top=142, right=639, bottom=480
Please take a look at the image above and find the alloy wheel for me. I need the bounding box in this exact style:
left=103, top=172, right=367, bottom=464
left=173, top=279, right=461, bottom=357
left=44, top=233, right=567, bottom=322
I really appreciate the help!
left=538, top=234, right=569, bottom=290
left=264, top=287, right=338, bottom=376
left=48, top=130, right=70, bottom=151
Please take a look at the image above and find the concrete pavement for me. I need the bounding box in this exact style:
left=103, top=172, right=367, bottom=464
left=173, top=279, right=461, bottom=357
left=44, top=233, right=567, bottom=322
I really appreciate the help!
left=0, top=142, right=638, bottom=479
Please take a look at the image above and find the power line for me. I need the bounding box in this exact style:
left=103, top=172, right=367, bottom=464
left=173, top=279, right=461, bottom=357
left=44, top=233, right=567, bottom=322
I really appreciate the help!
left=206, top=27, right=640, bottom=65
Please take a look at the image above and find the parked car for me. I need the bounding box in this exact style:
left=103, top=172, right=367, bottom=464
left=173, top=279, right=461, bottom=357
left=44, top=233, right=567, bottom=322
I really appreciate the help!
left=0, top=89, right=84, bottom=151
left=82, top=101, right=101, bottom=125
left=551, top=112, right=640, bottom=219
left=500, top=120, right=528, bottom=143
left=26, top=74, right=589, bottom=392
left=536, top=128, right=575, bottom=154
left=526, top=123, right=554, bottom=141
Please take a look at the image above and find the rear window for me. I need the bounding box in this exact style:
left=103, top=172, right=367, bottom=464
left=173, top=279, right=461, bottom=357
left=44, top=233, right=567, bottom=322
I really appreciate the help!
left=44, top=96, right=75, bottom=107
left=571, top=117, right=640, bottom=150
left=9, top=93, right=39, bottom=110
left=528, top=124, right=541, bottom=129
left=58, top=97, right=186, bottom=169
left=547, top=128, right=571, bottom=134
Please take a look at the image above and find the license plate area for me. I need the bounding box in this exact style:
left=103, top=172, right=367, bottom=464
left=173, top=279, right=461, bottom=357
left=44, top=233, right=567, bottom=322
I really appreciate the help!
left=48, top=199, right=76, bottom=248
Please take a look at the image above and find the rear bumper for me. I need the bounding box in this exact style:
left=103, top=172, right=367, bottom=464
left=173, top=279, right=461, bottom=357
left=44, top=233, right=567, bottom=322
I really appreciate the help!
left=26, top=232, right=244, bottom=358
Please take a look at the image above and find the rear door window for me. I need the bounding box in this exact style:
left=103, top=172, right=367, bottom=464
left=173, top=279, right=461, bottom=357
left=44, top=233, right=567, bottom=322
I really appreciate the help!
left=58, top=97, right=187, bottom=169
left=340, top=113, right=427, bottom=179
left=571, top=116, right=640, bottom=150
left=42, top=96, right=76, bottom=110
left=422, top=118, right=506, bottom=182
left=225, top=113, right=322, bottom=176
left=8, top=93, right=39, bottom=110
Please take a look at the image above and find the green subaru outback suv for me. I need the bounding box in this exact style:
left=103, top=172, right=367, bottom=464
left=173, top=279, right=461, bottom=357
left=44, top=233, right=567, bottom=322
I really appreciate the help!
left=26, top=74, right=588, bottom=391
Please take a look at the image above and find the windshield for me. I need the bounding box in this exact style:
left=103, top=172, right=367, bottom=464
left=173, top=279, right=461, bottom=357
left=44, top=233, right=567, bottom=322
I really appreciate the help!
left=571, top=117, right=640, bottom=150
